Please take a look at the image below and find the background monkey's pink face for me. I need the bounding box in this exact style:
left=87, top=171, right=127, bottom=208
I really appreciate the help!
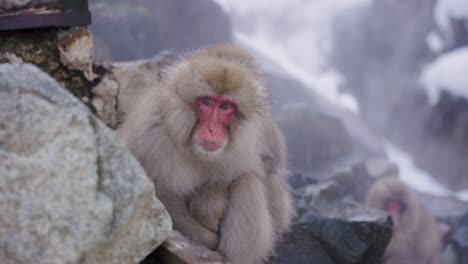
left=195, top=95, right=237, bottom=152
left=384, top=198, right=406, bottom=225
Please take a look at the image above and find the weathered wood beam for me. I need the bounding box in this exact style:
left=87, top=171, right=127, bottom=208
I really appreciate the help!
left=0, top=0, right=91, bottom=30
left=141, top=231, right=227, bottom=264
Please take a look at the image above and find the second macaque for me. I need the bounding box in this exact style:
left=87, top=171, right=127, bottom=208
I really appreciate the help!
left=365, top=177, right=444, bottom=264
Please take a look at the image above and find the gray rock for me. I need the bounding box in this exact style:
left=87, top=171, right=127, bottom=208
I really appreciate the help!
left=433, top=203, right=468, bottom=264
left=275, top=181, right=392, bottom=264
left=266, top=73, right=386, bottom=181
left=277, top=103, right=355, bottom=179
left=57, top=28, right=95, bottom=81
left=452, top=211, right=468, bottom=263
left=0, top=64, right=172, bottom=264
left=332, top=159, right=398, bottom=202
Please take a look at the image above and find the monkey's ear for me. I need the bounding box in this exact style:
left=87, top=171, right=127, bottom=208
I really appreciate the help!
left=204, top=45, right=259, bottom=71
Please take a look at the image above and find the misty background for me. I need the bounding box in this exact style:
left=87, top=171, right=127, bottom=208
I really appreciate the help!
left=89, top=0, right=468, bottom=199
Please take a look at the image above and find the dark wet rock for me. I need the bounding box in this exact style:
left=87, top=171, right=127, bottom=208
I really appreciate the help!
left=451, top=209, right=468, bottom=263
left=275, top=181, right=392, bottom=264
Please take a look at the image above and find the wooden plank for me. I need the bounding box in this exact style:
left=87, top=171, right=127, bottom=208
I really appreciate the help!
left=0, top=0, right=90, bottom=30
left=0, top=12, right=91, bottom=30
left=141, top=231, right=227, bottom=264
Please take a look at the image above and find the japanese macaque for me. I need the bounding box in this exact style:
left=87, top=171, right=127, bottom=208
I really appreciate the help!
left=365, top=178, right=444, bottom=264
left=118, top=45, right=294, bottom=263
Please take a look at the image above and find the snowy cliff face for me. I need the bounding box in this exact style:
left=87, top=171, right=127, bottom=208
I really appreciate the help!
left=215, top=0, right=371, bottom=113
left=434, top=0, right=468, bottom=48
left=215, top=0, right=370, bottom=73
left=421, top=0, right=468, bottom=106
left=216, top=0, right=468, bottom=198
left=421, top=47, right=468, bottom=106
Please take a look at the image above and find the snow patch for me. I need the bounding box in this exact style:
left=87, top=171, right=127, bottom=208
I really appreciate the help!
left=456, top=190, right=468, bottom=201
left=434, top=0, right=468, bottom=32
left=235, top=31, right=360, bottom=114
left=385, top=143, right=452, bottom=196
left=385, top=143, right=468, bottom=201
left=420, top=47, right=468, bottom=105
left=214, top=0, right=370, bottom=114
left=426, top=31, right=445, bottom=53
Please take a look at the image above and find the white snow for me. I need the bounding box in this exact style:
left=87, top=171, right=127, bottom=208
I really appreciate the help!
left=456, top=189, right=468, bottom=201
left=434, top=0, right=468, bottom=34
left=215, top=0, right=368, bottom=114
left=235, top=32, right=360, bottom=114
left=426, top=31, right=445, bottom=54
left=420, top=47, right=468, bottom=105
left=385, top=143, right=468, bottom=202
left=385, top=143, right=452, bottom=196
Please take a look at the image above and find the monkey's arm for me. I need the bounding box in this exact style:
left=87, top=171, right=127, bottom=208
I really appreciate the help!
left=158, top=191, right=219, bottom=250
left=266, top=173, right=294, bottom=235
left=261, top=120, right=294, bottom=235
left=218, top=174, right=273, bottom=264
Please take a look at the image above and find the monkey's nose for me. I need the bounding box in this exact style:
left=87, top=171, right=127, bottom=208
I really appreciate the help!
left=209, top=125, right=219, bottom=134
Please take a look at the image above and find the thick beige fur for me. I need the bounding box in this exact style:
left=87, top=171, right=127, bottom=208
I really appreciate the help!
left=118, top=45, right=294, bottom=263
left=366, top=178, right=443, bottom=264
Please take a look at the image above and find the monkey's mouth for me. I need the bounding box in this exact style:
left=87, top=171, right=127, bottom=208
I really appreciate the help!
left=200, top=140, right=222, bottom=151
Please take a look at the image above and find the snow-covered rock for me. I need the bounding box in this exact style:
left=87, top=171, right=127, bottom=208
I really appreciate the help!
left=420, top=47, right=468, bottom=105
left=434, top=0, right=468, bottom=34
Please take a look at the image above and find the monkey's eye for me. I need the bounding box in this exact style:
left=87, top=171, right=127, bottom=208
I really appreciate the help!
left=220, top=102, right=231, bottom=110
left=201, top=96, right=213, bottom=106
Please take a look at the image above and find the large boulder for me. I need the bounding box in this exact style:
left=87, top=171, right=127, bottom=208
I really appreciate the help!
left=0, top=64, right=172, bottom=264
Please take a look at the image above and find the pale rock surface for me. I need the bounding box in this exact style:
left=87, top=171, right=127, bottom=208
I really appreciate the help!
left=0, top=63, right=172, bottom=264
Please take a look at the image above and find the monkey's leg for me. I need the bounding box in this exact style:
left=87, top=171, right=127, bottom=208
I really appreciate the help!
left=188, top=185, right=227, bottom=233
left=218, top=175, right=274, bottom=264
left=158, top=191, right=220, bottom=249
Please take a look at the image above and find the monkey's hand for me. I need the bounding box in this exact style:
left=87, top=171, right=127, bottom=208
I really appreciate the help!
left=188, top=185, right=228, bottom=233
left=158, top=191, right=220, bottom=250
left=198, top=228, right=219, bottom=250
left=218, top=174, right=274, bottom=264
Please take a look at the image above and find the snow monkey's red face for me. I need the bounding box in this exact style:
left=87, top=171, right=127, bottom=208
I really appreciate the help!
left=195, top=95, right=237, bottom=152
